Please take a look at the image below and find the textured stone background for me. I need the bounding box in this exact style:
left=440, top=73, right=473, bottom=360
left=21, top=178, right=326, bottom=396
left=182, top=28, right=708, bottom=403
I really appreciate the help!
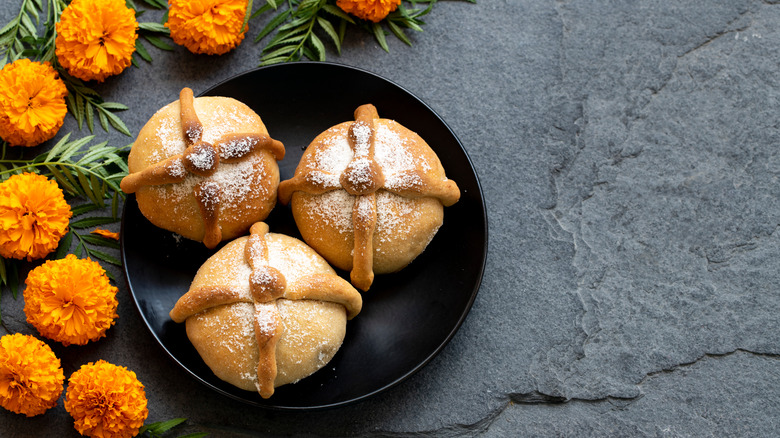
left=2, top=0, right=779, bottom=436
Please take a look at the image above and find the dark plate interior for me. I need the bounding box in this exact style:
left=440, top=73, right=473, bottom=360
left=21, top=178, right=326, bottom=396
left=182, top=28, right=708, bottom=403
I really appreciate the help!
left=121, top=62, right=487, bottom=410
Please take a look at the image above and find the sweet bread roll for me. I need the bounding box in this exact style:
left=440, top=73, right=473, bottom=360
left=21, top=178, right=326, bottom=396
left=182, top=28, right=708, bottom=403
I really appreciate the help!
left=169, top=222, right=362, bottom=398
left=278, top=104, right=460, bottom=291
left=121, top=88, right=285, bottom=248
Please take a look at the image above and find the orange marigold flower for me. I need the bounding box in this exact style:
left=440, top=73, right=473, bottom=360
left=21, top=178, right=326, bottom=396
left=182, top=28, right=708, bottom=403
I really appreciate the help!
left=0, top=333, right=65, bottom=417
left=90, top=228, right=119, bottom=240
left=55, top=0, right=138, bottom=82
left=166, top=0, right=250, bottom=55
left=0, top=59, right=68, bottom=147
left=0, top=173, right=72, bottom=261
left=337, top=0, right=401, bottom=22
left=24, top=254, right=119, bottom=346
left=65, top=360, right=149, bottom=438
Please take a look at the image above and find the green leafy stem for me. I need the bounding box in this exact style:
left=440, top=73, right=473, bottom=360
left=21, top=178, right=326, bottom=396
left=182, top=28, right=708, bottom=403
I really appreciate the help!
left=0, top=134, right=128, bottom=324
left=1, top=0, right=174, bottom=138
left=0, top=133, right=128, bottom=210
left=0, top=210, right=123, bottom=328
left=0, top=0, right=63, bottom=66
left=253, top=0, right=476, bottom=65
left=140, top=418, right=209, bottom=438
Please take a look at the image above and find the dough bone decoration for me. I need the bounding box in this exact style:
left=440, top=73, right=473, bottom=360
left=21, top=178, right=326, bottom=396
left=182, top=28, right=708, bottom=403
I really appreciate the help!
left=169, top=222, right=362, bottom=399
left=278, top=104, right=460, bottom=291
left=120, top=88, right=285, bottom=248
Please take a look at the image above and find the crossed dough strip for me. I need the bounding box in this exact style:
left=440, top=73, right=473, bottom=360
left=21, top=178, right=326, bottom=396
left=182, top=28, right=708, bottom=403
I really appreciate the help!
left=278, top=104, right=460, bottom=291
left=120, top=88, right=285, bottom=248
left=170, top=222, right=362, bottom=398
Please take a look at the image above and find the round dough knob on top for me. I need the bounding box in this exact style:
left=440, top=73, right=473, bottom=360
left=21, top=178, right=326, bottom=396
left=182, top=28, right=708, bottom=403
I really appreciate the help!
left=278, top=104, right=460, bottom=291
left=121, top=88, right=285, bottom=248
left=170, top=222, right=362, bottom=399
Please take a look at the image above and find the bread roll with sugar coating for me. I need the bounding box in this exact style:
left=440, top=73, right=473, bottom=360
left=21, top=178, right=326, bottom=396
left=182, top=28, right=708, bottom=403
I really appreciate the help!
left=121, top=88, right=285, bottom=248
left=278, top=104, right=460, bottom=291
left=169, top=222, right=362, bottom=398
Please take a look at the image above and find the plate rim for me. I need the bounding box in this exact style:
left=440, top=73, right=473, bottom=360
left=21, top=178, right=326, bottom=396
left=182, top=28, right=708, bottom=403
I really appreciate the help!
left=120, top=61, right=489, bottom=410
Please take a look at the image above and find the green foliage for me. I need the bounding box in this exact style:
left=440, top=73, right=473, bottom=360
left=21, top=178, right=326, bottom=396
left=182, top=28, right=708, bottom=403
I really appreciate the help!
left=49, top=206, right=121, bottom=284
left=0, top=0, right=133, bottom=136
left=0, top=0, right=171, bottom=334
left=253, top=0, right=474, bottom=64
left=127, top=0, right=175, bottom=64
left=134, top=18, right=175, bottom=65
left=139, top=418, right=209, bottom=438
left=0, top=0, right=62, bottom=67
left=0, top=134, right=128, bottom=301
left=0, top=0, right=172, bottom=138
left=0, top=133, right=129, bottom=205
left=64, top=74, right=134, bottom=137
left=126, top=0, right=169, bottom=9
left=253, top=0, right=335, bottom=65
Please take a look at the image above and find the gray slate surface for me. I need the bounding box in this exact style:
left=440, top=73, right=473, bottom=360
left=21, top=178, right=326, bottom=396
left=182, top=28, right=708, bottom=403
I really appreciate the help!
left=2, top=0, right=779, bottom=436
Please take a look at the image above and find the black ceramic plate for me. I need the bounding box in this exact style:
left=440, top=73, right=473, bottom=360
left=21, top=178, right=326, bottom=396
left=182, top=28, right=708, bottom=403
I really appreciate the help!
left=121, top=62, right=487, bottom=410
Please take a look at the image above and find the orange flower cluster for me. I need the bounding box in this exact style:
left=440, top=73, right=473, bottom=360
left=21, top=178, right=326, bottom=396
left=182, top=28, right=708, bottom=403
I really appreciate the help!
left=65, top=360, right=148, bottom=438
left=166, top=0, right=249, bottom=55
left=55, top=0, right=138, bottom=82
left=337, top=0, right=402, bottom=22
left=0, top=59, right=68, bottom=147
left=0, top=333, right=65, bottom=417
left=24, top=255, right=119, bottom=346
left=0, top=173, right=72, bottom=261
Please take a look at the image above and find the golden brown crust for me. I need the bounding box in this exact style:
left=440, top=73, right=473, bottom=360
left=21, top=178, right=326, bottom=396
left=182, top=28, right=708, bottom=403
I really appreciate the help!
left=122, top=88, right=284, bottom=248
left=285, top=273, right=362, bottom=319
left=278, top=104, right=460, bottom=290
left=350, top=194, right=376, bottom=291
left=170, top=222, right=362, bottom=398
left=184, top=302, right=258, bottom=391
left=290, top=191, right=354, bottom=270
left=253, top=301, right=282, bottom=398
left=169, top=285, right=247, bottom=323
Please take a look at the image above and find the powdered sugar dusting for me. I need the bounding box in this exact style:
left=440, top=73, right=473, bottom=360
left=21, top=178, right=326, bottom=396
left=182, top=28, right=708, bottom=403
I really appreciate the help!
left=153, top=154, right=267, bottom=216
left=305, top=170, right=339, bottom=187
left=385, top=170, right=424, bottom=192
left=220, top=136, right=258, bottom=160
left=375, top=191, right=422, bottom=243
left=210, top=155, right=267, bottom=207
left=200, top=102, right=257, bottom=144
left=312, top=130, right=352, bottom=176
left=301, top=190, right=355, bottom=233
left=197, top=180, right=220, bottom=211
left=308, top=121, right=433, bottom=189
left=186, top=146, right=216, bottom=171
left=247, top=236, right=266, bottom=268
left=292, top=117, right=448, bottom=264
left=193, top=240, right=252, bottom=289
left=351, top=121, right=372, bottom=157
left=250, top=268, right=274, bottom=287
left=355, top=195, right=374, bottom=223
left=145, top=98, right=264, bottom=168
left=191, top=302, right=255, bottom=355
left=222, top=262, right=252, bottom=290
left=166, top=158, right=187, bottom=178
left=243, top=372, right=258, bottom=386
left=185, top=125, right=202, bottom=144
left=266, top=235, right=332, bottom=284
left=254, top=302, right=277, bottom=337
left=275, top=300, right=342, bottom=373
left=373, top=122, right=419, bottom=174
left=150, top=117, right=186, bottom=163
left=344, top=158, right=373, bottom=187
